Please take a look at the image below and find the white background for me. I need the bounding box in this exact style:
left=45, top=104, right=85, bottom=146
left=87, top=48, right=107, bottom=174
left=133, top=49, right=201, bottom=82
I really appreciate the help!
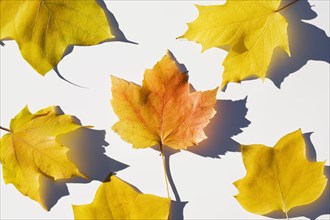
left=1, top=0, right=329, bottom=219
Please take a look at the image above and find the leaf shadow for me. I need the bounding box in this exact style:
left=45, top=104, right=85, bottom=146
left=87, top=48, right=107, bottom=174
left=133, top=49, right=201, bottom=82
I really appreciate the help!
left=96, top=0, right=135, bottom=44
left=268, top=0, right=330, bottom=88
left=137, top=149, right=187, bottom=220
left=265, top=133, right=330, bottom=220
left=171, top=200, right=188, bottom=220
left=54, top=0, right=136, bottom=85
left=152, top=98, right=250, bottom=219
left=150, top=146, right=187, bottom=220
left=39, top=107, right=128, bottom=210
left=187, top=98, right=251, bottom=158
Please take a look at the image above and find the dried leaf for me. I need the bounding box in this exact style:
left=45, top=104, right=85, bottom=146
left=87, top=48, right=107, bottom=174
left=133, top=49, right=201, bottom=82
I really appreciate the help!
left=0, top=106, right=86, bottom=209
left=111, top=51, right=217, bottom=149
left=234, top=129, right=327, bottom=217
left=0, top=0, right=114, bottom=75
left=180, top=0, right=292, bottom=88
left=72, top=175, right=170, bottom=219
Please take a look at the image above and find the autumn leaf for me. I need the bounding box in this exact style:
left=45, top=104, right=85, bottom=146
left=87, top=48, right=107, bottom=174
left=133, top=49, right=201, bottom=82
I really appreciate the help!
left=180, top=0, right=296, bottom=88
left=111, top=51, right=218, bottom=150
left=0, top=106, right=87, bottom=210
left=72, top=175, right=170, bottom=219
left=234, top=129, right=327, bottom=218
left=0, top=0, right=114, bottom=75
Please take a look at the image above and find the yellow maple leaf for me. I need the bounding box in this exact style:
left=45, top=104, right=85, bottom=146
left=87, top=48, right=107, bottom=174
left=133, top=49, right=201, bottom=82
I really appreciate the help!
left=111, top=51, right=218, bottom=150
left=0, top=106, right=86, bottom=209
left=180, top=0, right=295, bottom=88
left=0, top=0, right=114, bottom=75
left=72, top=175, right=170, bottom=219
left=234, top=129, right=327, bottom=218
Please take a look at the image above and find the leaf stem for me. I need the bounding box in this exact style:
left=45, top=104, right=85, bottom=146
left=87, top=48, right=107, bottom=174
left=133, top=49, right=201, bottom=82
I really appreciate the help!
left=285, top=211, right=289, bottom=220
left=276, top=0, right=299, bottom=12
left=160, top=142, right=170, bottom=198
left=0, top=126, right=11, bottom=133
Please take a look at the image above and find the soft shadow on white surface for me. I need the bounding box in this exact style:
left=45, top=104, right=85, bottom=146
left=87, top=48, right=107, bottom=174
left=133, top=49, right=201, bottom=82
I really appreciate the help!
left=56, top=0, right=135, bottom=84
left=266, top=133, right=330, bottom=220
left=96, top=0, right=134, bottom=44
left=221, top=0, right=330, bottom=89
left=155, top=97, right=250, bottom=219
left=268, top=0, right=330, bottom=88
left=188, top=98, right=250, bottom=157
left=171, top=200, right=188, bottom=220
left=39, top=107, right=128, bottom=210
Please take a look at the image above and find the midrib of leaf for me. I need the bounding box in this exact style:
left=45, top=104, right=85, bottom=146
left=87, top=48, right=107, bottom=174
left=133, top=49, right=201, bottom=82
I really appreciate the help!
left=31, top=1, right=42, bottom=35
left=231, top=12, right=275, bottom=78
left=245, top=13, right=274, bottom=52
left=160, top=96, right=166, bottom=142
left=8, top=135, right=25, bottom=182
left=10, top=130, right=72, bottom=177
left=9, top=134, right=42, bottom=202
left=273, top=154, right=289, bottom=219
left=163, top=94, right=198, bottom=143
left=40, top=0, right=68, bottom=45
left=159, top=83, right=170, bottom=143
left=122, top=92, right=159, bottom=142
